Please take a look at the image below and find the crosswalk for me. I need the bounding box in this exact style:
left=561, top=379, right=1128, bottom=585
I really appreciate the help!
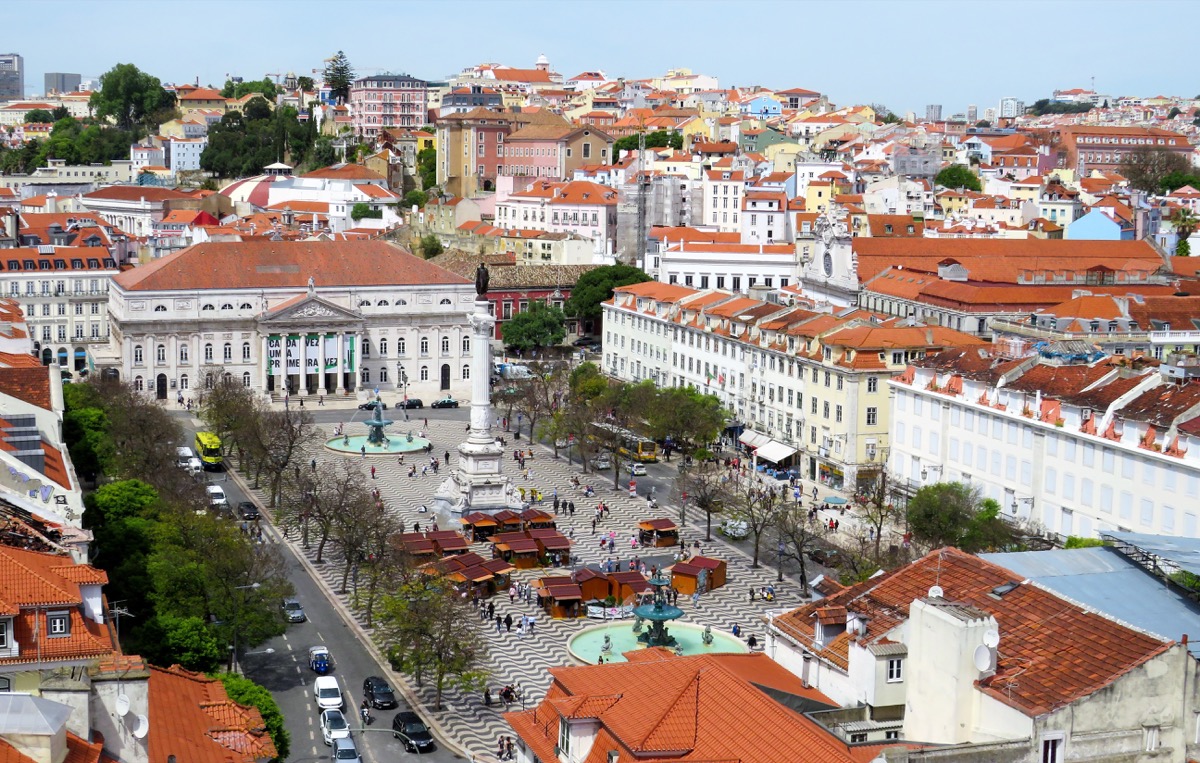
left=241, top=418, right=807, bottom=757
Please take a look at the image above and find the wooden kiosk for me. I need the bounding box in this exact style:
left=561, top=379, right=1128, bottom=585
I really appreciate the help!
left=670, top=555, right=727, bottom=595
left=638, top=518, right=679, bottom=548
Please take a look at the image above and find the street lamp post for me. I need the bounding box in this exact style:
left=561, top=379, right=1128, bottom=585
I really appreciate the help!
left=230, top=582, right=261, bottom=674
left=777, top=540, right=786, bottom=582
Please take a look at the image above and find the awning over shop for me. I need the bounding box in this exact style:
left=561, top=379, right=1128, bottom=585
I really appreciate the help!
left=739, top=431, right=770, bottom=449
left=755, top=440, right=798, bottom=464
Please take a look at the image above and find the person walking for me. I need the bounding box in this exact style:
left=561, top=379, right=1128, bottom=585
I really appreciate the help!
left=504, top=613, right=513, bottom=632
left=318, top=394, right=325, bottom=406
left=370, top=465, right=377, bottom=479
left=487, top=600, right=495, bottom=619
left=495, top=615, right=502, bottom=633
left=444, top=450, right=451, bottom=465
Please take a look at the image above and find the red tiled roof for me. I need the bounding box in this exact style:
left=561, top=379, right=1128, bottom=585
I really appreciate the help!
left=300, top=163, right=386, bottom=181
left=82, top=186, right=191, bottom=202
left=113, top=241, right=469, bottom=291
left=0, top=366, right=52, bottom=410
left=774, top=548, right=1172, bottom=717
left=149, top=665, right=278, bottom=763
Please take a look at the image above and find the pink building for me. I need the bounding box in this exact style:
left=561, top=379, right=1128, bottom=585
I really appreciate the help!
left=349, top=74, right=428, bottom=138
left=499, top=125, right=613, bottom=180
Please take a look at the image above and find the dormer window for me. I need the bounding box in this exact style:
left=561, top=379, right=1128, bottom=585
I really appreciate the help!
left=47, top=611, right=70, bottom=637
left=558, top=716, right=571, bottom=757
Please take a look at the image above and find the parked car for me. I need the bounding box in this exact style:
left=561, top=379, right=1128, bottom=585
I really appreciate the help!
left=392, top=710, right=435, bottom=752
left=585, top=343, right=602, bottom=353
left=185, top=457, right=204, bottom=477
left=571, top=335, right=594, bottom=347
left=362, top=676, right=397, bottom=709
left=320, top=709, right=350, bottom=746
left=399, top=398, right=424, bottom=409
left=237, top=501, right=260, bottom=520
left=631, top=463, right=647, bottom=476
left=330, top=736, right=362, bottom=763
left=430, top=396, right=459, bottom=409
left=282, top=598, right=306, bottom=623
left=176, top=446, right=195, bottom=468
left=313, top=675, right=343, bottom=710
left=808, top=546, right=843, bottom=568
left=358, top=401, right=388, bottom=410
left=309, top=645, right=334, bottom=674
left=205, top=485, right=228, bottom=509
left=593, top=454, right=612, bottom=470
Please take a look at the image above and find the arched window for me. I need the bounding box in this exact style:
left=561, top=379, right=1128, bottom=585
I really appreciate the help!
left=362, top=339, right=371, bottom=357
left=419, top=365, right=429, bottom=381
left=377, top=300, right=389, bottom=306
left=221, top=303, right=234, bottom=310
left=180, top=374, right=188, bottom=390
left=223, top=371, right=232, bottom=382
left=223, top=343, right=232, bottom=362
left=134, top=376, right=144, bottom=391
left=204, top=343, right=213, bottom=362
left=379, top=338, right=388, bottom=356
left=201, top=304, right=215, bottom=311
left=359, top=300, right=370, bottom=307
left=242, top=372, right=251, bottom=387
left=153, top=305, right=166, bottom=312
left=179, top=343, right=189, bottom=363
left=420, top=337, right=429, bottom=355
left=156, top=345, right=165, bottom=364
left=242, top=342, right=251, bottom=361
left=134, top=345, right=143, bottom=364
left=239, top=302, right=253, bottom=310
left=380, top=367, right=389, bottom=383
left=361, top=368, right=370, bottom=383
left=441, top=336, right=450, bottom=354
left=462, top=336, right=470, bottom=354
left=439, top=298, right=452, bottom=305
left=398, top=338, right=406, bottom=356
left=397, top=298, right=407, bottom=305
left=462, top=364, right=470, bottom=380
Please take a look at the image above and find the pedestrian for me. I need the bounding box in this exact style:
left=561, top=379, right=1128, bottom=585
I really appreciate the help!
left=370, top=465, right=377, bottom=479
left=495, top=615, right=502, bottom=633
left=591, top=518, right=597, bottom=534
left=445, top=450, right=451, bottom=465
left=504, top=613, right=513, bottom=632
left=424, top=417, right=429, bottom=428
left=299, top=398, right=304, bottom=409
left=509, top=585, right=516, bottom=604
left=569, top=500, right=575, bottom=515
left=505, top=737, right=514, bottom=761
left=487, top=600, right=495, bottom=619
left=553, top=496, right=560, bottom=514
left=319, top=394, right=325, bottom=406
left=692, top=591, right=700, bottom=607
left=812, top=485, right=818, bottom=501
left=310, top=457, right=317, bottom=472
left=749, top=587, right=755, bottom=602
left=361, top=445, right=366, bottom=459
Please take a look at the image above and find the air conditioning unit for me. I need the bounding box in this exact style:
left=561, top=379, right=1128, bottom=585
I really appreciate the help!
left=1081, top=409, right=1092, bottom=421
left=866, top=446, right=877, bottom=460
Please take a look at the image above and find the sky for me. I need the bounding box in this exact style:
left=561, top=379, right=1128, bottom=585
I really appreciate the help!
left=8, top=0, right=1199, bottom=115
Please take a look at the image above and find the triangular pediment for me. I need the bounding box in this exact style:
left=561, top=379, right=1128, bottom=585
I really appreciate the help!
left=258, top=294, right=361, bottom=324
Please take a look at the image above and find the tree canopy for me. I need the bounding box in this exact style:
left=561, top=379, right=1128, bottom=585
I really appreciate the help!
left=564, top=264, right=651, bottom=321
left=221, top=79, right=278, bottom=101
left=1027, top=99, right=1092, bottom=116
left=907, top=482, right=1014, bottom=553
left=23, top=108, right=54, bottom=123
left=1120, top=147, right=1192, bottom=193
left=613, top=130, right=682, bottom=156
left=934, top=164, right=982, bottom=192
left=501, top=300, right=567, bottom=352
left=89, top=63, right=172, bottom=131
left=201, top=103, right=318, bottom=177
left=324, top=51, right=354, bottom=103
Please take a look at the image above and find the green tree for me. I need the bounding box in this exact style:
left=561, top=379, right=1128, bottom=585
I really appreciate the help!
left=1172, top=206, right=1198, bottom=245
left=297, top=75, right=315, bottom=92
left=934, top=164, right=982, bottom=192
left=417, top=146, right=437, bottom=189
left=501, top=300, right=566, bottom=351
left=907, top=482, right=1013, bottom=552
left=1178, top=239, right=1192, bottom=257
left=377, top=577, right=489, bottom=710
left=869, top=104, right=902, bottom=123
left=1160, top=170, right=1200, bottom=193
left=1168, top=106, right=1182, bottom=119
left=402, top=189, right=428, bottom=209
left=1064, top=536, right=1106, bottom=549
left=24, top=109, right=54, bottom=123
left=674, top=459, right=731, bottom=541
left=222, top=79, right=278, bottom=101
left=612, top=130, right=682, bottom=156
left=645, top=387, right=726, bottom=455
left=419, top=234, right=443, bottom=258
left=1027, top=99, right=1092, bottom=116
left=975, top=119, right=992, bottom=128
left=350, top=202, right=382, bottom=221
left=324, top=51, right=355, bottom=103
left=156, top=614, right=223, bottom=671
left=89, top=63, right=170, bottom=131
left=219, top=673, right=290, bottom=762
left=564, top=264, right=652, bottom=323
left=1119, top=147, right=1190, bottom=193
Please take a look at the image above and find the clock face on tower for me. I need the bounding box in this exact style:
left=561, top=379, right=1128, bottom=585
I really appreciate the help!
left=823, top=252, right=833, bottom=277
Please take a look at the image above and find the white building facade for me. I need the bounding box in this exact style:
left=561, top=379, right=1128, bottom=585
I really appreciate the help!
left=96, top=241, right=476, bottom=402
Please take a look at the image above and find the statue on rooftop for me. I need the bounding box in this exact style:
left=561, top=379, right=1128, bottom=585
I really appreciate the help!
left=475, top=262, right=490, bottom=296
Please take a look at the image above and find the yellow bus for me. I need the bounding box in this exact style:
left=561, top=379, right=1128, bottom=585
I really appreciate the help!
left=590, top=423, right=658, bottom=462
left=194, top=431, right=223, bottom=470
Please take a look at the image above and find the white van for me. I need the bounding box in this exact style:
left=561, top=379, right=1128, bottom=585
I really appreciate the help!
left=176, top=446, right=195, bottom=468
left=186, top=457, right=203, bottom=477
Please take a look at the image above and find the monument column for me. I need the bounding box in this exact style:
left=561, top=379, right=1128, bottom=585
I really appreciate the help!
left=467, top=301, right=495, bottom=443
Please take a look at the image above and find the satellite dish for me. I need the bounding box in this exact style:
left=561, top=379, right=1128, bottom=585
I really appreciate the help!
left=973, top=644, right=994, bottom=673
left=132, top=714, right=149, bottom=739
left=115, top=694, right=130, bottom=717
left=928, top=585, right=944, bottom=599
left=983, top=629, right=1000, bottom=648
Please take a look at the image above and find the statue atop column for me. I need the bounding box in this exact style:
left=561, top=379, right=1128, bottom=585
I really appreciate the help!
left=475, top=262, right=489, bottom=296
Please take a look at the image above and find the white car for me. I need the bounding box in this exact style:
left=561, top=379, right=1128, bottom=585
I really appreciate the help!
left=631, top=463, right=648, bottom=476
left=176, top=446, right=195, bottom=467
left=313, top=676, right=343, bottom=710
left=320, top=709, right=350, bottom=746
left=205, top=485, right=228, bottom=508
left=185, top=457, right=204, bottom=477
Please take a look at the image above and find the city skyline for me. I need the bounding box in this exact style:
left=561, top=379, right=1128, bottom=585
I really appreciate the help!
left=8, top=0, right=1199, bottom=114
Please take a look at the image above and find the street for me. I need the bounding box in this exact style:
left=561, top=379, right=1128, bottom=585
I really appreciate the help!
left=173, top=411, right=465, bottom=763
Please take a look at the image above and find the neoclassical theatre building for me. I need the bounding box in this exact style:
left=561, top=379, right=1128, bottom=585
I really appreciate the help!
left=94, top=240, right=477, bottom=401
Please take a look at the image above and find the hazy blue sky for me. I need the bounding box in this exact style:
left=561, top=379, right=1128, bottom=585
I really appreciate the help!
left=9, top=0, right=1198, bottom=114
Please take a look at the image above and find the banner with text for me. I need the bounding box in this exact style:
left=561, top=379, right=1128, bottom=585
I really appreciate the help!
left=267, top=335, right=282, bottom=375
left=343, top=335, right=355, bottom=373
left=324, top=335, right=338, bottom=371
left=285, top=335, right=301, bottom=374
left=305, top=335, right=321, bottom=374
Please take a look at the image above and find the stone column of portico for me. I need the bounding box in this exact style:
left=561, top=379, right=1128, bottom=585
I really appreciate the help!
left=260, top=335, right=270, bottom=395
left=317, top=332, right=327, bottom=396
left=302, top=333, right=312, bottom=397
left=335, top=332, right=346, bottom=394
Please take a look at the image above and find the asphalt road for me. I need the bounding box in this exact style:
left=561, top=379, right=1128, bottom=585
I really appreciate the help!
left=173, top=412, right=464, bottom=763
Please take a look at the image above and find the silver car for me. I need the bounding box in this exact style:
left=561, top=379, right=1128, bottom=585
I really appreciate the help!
left=331, top=736, right=361, bottom=763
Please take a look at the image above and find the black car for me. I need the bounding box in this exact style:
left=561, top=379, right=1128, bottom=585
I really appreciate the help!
left=399, top=398, right=424, bottom=409
left=362, top=676, right=397, bottom=709
left=571, top=335, right=594, bottom=347
left=392, top=711, right=434, bottom=752
left=430, top=397, right=459, bottom=409
left=358, top=401, right=388, bottom=410
left=237, top=501, right=260, bottom=520
left=808, top=546, right=843, bottom=568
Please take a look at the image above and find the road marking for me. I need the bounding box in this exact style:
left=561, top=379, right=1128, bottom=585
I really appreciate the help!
left=282, top=633, right=289, bottom=643
left=290, top=653, right=298, bottom=662
left=295, top=665, right=302, bottom=673
left=309, top=730, right=315, bottom=740
left=316, top=630, right=325, bottom=641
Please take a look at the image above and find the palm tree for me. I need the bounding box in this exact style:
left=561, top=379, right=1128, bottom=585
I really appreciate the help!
left=1172, top=206, right=1198, bottom=242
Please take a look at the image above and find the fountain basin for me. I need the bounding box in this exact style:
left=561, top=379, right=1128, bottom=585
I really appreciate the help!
left=568, top=621, right=749, bottom=665
left=325, top=435, right=431, bottom=455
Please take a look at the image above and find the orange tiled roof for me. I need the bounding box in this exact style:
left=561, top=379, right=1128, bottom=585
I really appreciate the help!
left=113, top=241, right=468, bottom=292
left=82, top=186, right=191, bottom=202
left=149, top=665, right=278, bottom=763
left=774, top=548, right=1172, bottom=717
left=0, top=366, right=52, bottom=410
